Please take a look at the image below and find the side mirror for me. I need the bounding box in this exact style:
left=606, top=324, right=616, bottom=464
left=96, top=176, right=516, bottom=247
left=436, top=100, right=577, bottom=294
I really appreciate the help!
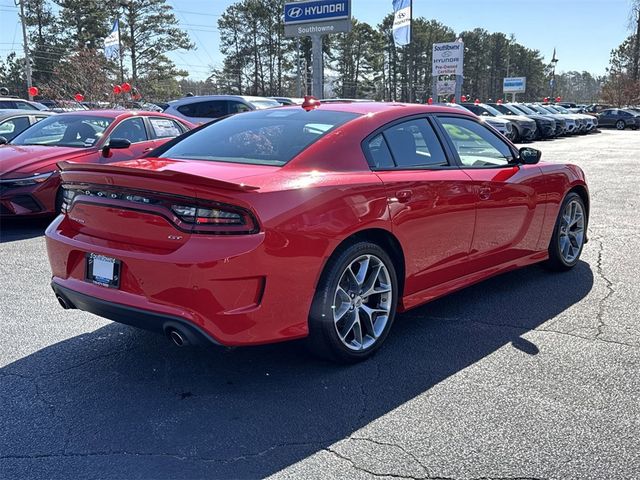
left=518, top=147, right=541, bottom=165
left=0, top=136, right=8, bottom=145
left=102, top=138, right=131, bottom=157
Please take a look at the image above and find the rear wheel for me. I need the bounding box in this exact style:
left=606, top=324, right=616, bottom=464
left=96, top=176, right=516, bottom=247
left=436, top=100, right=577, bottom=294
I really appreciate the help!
left=546, top=192, right=587, bottom=271
left=308, top=242, right=398, bottom=362
left=616, top=120, right=626, bottom=130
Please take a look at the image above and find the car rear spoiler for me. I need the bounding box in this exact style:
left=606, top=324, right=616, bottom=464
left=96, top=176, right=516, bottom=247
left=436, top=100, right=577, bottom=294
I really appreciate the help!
left=57, top=161, right=260, bottom=192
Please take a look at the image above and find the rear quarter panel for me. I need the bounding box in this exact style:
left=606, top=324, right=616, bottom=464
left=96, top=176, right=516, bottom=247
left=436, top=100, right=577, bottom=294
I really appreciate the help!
left=536, top=162, right=589, bottom=250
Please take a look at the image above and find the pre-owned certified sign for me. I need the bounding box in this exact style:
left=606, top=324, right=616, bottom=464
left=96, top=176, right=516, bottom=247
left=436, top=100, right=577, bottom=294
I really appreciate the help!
left=432, top=42, right=464, bottom=77
left=284, top=0, right=350, bottom=24
left=503, top=77, right=527, bottom=93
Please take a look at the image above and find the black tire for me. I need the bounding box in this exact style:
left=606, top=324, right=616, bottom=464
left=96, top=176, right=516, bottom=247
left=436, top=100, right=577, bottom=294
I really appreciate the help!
left=546, top=192, right=587, bottom=271
left=307, top=241, right=398, bottom=363
left=511, top=126, right=521, bottom=143
left=615, top=120, right=626, bottom=130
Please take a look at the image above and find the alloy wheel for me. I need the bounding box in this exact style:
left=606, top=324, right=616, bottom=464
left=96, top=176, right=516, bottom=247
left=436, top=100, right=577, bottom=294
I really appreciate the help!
left=332, top=254, right=392, bottom=351
left=616, top=120, right=625, bottom=130
left=558, top=199, right=585, bottom=264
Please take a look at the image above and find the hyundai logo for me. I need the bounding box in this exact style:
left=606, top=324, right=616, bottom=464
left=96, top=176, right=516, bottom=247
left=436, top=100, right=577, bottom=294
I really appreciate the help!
left=288, top=7, right=303, bottom=18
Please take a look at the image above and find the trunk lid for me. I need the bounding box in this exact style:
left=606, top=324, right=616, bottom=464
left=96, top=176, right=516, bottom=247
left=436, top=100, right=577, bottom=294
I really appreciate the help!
left=58, top=158, right=268, bottom=249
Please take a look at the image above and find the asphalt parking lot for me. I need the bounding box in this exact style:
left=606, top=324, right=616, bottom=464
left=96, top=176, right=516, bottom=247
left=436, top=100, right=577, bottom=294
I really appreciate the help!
left=1, top=129, right=639, bottom=480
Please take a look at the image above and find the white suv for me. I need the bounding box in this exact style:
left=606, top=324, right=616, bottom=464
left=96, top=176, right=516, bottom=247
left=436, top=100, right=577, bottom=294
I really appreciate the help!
left=163, top=95, right=281, bottom=124
left=0, top=97, right=50, bottom=111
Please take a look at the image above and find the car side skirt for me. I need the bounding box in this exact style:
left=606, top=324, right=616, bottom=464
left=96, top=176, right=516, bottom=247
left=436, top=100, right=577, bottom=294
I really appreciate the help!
left=399, top=250, right=549, bottom=312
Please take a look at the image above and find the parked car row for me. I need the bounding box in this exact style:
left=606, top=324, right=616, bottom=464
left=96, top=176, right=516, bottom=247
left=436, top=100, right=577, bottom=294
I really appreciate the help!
left=456, top=102, right=599, bottom=143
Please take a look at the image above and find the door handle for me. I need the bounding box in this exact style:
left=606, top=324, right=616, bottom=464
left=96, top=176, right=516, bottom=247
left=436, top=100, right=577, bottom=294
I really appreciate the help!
left=478, top=187, right=491, bottom=201
left=395, top=190, right=413, bottom=203
left=142, top=147, right=153, bottom=153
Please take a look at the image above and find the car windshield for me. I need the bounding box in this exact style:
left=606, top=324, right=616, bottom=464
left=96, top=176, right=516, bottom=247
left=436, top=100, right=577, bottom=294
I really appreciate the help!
left=481, top=104, right=503, bottom=116
left=10, top=115, right=113, bottom=147
left=494, top=104, right=520, bottom=116
left=159, top=108, right=360, bottom=166
left=513, top=104, right=537, bottom=115
left=534, top=105, right=558, bottom=115
left=549, top=105, right=568, bottom=113
left=249, top=99, right=282, bottom=110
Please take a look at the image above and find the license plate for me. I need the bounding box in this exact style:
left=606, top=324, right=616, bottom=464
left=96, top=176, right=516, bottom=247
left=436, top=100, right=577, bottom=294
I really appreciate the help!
left=86, top=253, right=121, bottom=288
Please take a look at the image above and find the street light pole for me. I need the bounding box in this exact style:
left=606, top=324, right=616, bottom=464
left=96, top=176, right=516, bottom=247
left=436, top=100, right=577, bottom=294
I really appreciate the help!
left=550, top=50, right=558, bottom=101
left=16, top=0, right=33, bottom=100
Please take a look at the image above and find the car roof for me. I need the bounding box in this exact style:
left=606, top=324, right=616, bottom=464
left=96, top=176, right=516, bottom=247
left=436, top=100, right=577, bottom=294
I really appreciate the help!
left=52, top=110, right=181, bottom=119
left=168, top=95, right=278, bottom=105
left=0, top=109, right=54, bottom=118
left=273, top=101, right=475, bottom=117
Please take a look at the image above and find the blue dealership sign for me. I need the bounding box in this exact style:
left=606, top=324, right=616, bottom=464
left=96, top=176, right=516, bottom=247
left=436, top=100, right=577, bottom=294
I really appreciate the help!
left=284, top=0, right=350, bottom=25
left=503, top=77, right=527, bottom=93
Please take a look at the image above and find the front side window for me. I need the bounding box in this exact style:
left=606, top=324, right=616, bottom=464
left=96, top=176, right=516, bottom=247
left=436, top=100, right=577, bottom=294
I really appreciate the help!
left=109, top=117, right=148, bottom=143
left=159, top=108, right=359, bottom=166
left=382, top=118, right=447, bottom=168
left=439, top=116, right=513, bottom=168
left=10, top=115, right=113, bottom=147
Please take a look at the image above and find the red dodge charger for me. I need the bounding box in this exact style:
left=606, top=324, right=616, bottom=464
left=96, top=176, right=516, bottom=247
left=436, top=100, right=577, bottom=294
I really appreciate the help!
left=45, top=102, right=589, bottom=362
left=0, top=110, right=193, bottom=216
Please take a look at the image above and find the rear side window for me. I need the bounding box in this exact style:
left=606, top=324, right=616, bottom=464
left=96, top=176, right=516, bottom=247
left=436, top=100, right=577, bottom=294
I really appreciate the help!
left=149, top=117, right=184, bottom=138
left=366, top=134, right=395, bottom=169
left=383, top=119, right=447, bottom=168
left=177, top=100, right=227, bottom=119
left=159, top=109, right=359, bottom=166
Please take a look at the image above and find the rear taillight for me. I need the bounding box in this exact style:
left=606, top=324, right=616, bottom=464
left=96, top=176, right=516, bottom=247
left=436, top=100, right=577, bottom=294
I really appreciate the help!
left=171, top=204, right=255, bottom=230
left=61, top=185, right=259, bottom=235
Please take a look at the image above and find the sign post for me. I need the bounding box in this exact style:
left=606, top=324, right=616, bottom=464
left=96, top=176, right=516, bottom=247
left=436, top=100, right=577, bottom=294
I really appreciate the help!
left=432, top=41, right=464, bottom=103
left=284, top=0, right=352, bottom=99
left=503, top=77, right=526, bottom=102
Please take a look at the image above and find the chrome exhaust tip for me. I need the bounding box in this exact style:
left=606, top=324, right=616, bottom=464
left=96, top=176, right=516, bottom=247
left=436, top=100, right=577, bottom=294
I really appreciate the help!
left=56, top=295, right=71, bottom=310
left=168, top=329, right=188, bottom=347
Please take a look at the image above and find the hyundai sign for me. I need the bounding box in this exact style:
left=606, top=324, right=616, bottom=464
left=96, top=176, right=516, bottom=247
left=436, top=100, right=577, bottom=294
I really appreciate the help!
left=503, top=77, right=527, bottom=93
left=284, top=0, right=352, bottom=37
left=285, top=0, right=349, bottom=24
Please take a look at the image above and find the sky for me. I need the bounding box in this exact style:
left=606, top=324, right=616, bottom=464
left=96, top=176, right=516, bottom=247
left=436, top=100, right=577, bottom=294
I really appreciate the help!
left=0, top=0, right=634, bottom=81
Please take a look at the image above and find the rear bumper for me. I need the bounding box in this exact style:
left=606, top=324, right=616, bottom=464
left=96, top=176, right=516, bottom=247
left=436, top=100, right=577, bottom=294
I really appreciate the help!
left=51, top=282, right=220, bottom=346
left=45, top=214, right=317, bottom=346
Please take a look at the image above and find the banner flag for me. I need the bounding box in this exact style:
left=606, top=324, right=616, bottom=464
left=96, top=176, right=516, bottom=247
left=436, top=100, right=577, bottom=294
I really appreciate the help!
left=392, top=0, right=411, bottom=46
left=104, top=19, right=120, bottom=60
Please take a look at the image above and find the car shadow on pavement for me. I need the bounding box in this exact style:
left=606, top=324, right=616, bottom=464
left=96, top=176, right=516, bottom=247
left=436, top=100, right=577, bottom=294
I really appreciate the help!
left=0, top=218, right=52, bottom=243
left=0, top=261, right=593, bottom=479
